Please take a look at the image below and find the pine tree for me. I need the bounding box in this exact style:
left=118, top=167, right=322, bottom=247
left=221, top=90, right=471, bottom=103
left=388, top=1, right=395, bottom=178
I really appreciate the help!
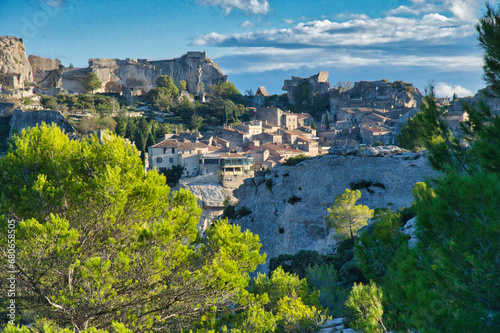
left=0, top=124, right=265, bottom=331
left=311, top=120, right=317, bottom=130
left=324, top=111, right=330, bottom=130
left=325, top=189, right=374, bottom=240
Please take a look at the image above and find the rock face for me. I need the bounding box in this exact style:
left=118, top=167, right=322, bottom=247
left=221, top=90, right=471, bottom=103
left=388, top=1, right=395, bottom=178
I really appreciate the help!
left=282, top=71, right=331, bottom=105
left=28, top=55, right=62, bottom=89
left=0, top=36, right=33, bottom=89
left=9, top=108, right=75, bottom=138
left=231, top=154, right=437, bottom=272
left=87, top=52, right=226, bottom=95
left=178, top=174, right=236, bottom=232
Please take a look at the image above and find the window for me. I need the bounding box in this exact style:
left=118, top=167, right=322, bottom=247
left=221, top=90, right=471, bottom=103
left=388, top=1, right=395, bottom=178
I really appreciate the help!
left=164, top=148, right=168, bottom=154
left=169, top=158, right=174, bottom=163
left=156, top=157, right=162, bottom=163
left=171, top=148, right=175, bottom=153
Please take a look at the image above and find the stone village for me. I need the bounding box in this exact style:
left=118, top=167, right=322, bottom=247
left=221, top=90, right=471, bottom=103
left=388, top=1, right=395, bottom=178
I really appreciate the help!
left=0, top=35, right=489, bottom=193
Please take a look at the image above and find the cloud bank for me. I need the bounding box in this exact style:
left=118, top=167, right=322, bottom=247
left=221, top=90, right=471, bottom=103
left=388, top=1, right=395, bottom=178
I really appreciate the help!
left=435, top=82, right=474, bottom=97
left=194, top=14, right=474, bottom=47
left=195, top=0, right=271, bottom=15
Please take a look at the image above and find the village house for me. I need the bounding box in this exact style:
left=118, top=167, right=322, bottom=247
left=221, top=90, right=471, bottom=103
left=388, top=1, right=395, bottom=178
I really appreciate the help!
left=296, top=112, right=314, bottom=126
left=261, top=142, right=306, bottom=160
left=294, top=136, right=319, bottom=156
left=148, top=138, right=210, bottom=177
left=253, top=86, right=269, bottom=108
left=360, top=124, right=395, bottom=145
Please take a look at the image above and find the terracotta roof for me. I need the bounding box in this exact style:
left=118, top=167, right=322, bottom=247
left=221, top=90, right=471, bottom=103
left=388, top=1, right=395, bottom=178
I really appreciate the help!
left=357, top=107, right=374, bottom=113
left=296, top=113, right=312, bottom=119
left=363, top=126, right=390, bottom=134
left=256, top=86, right=269, bottom=97
left=297, top=136, right=317, bottom=143
left=151, top=139, right=208, bottom=150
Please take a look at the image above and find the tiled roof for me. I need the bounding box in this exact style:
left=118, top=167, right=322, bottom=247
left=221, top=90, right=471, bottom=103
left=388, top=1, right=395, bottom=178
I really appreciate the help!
left=151, top=139, right=208, bottom=150
left=297, top=136, right=317, bottom=143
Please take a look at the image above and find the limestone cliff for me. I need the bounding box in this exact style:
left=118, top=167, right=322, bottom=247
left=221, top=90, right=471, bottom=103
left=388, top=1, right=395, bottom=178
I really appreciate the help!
left=0, top=36, right=33, bottom=88
left=178, top=173, right=236, bottom=233
left=87, top=52, right=226, bottom=95
left=9, top=108, right=75, bottom=138
left=231, top=153, right=437, bottom=272
left=28, top=55, right=62, bottom=89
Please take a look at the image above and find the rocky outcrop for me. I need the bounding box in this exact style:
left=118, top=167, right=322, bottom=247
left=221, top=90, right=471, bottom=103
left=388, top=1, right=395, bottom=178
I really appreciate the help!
left=283, top=71, right=331, bottom=105
left=319, top=318, right=355, bottom=333
left=330, top=80, right=423, bottom=111
left=402, top=217, right=418, bottom=248
left=28, top=55, right=62, bottom=89
left=87, top=52, right=226, bottom=95
left=0, top=36, right=33, bottom=89
left=9, top=108, right=75, bottom=138
left=178, top=174, right=236, bottom=232
left=231, top=154, right=437, bottom=272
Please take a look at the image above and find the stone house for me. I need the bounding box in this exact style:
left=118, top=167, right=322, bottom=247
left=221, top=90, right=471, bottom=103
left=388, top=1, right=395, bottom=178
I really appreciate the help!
left=254, top=132, right=282, bottom=145
left=294, top=136, right=319, bottom=156
left=337, top=108, right=366, bottom=124
left=214, top=127, right=252, bottom=148
left=262, top=122, right=281, bottom=133
left=296, top=112, right=314, bottom=126
left=261, top=143, right=305, bottom=160
left=235, top=120, right=263, bottom=135
left=361, top=125, right=395, bottom=145
left=297, top=126, right=317, bottom=138
left=317, top=130, right=336, bottom=145
left=281, top=111, right=298, bottom=130
left=254, top=86, right=269, bottom=107
left=148, top=138, right=210, bottom=177
left=256, top=107, right=282, bottom=127
left=244, top=149, right=270, bottom=165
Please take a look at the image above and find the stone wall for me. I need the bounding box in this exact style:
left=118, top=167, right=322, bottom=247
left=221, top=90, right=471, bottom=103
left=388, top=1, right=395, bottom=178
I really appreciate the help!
left=231, top=153, right=438, bottom=272
left=0, top=36, right=33, bottom=88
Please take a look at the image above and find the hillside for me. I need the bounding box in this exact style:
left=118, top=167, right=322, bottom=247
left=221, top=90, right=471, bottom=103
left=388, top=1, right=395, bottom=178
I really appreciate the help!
left=230, top=152, right=437, bottom=272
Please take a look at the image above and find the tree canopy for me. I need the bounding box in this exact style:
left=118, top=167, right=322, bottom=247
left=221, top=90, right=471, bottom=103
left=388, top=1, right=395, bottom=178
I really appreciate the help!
left=82, top=72, right=102, bottom=93
left=0, top=124, right=265, bottom=332
left=325, top=189, right=374, bottom=240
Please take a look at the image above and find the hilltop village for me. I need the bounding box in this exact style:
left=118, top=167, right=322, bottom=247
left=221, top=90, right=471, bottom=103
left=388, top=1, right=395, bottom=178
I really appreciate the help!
left=1, top=12, right=499, bottom=330
left=1, top=35, right=488, bottom=187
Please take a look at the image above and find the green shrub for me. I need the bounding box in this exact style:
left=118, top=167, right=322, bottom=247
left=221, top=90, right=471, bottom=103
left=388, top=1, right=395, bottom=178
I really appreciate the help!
left=284, top=154, right=310, bottom=166
left=287, top=195, right=302, bottom=205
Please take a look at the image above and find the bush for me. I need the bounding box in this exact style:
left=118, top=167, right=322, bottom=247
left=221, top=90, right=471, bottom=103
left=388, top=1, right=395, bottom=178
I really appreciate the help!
left=237, top=206, right=252, bottom=217
left=306, top=264, right=350, bottom=316
left=350, top=180, right=385, bottom=194
left=223, top=205, right=252, bottom=219
left=287, top=195, right=302, bottom=205
left=345, top=282, right=386, bottom=333
left=269, top=250, right=335, bottom=280
left=284, top=154, right=310, bottom=166
left=266, top=178, right=273, bottom=190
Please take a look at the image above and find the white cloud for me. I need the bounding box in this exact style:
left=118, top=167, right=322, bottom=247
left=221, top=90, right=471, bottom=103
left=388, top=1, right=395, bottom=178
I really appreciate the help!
left=282, top=19, right=294, bottom=24
left=215, top=47, right=482, bottom=74
left=193, top=14, right=475, bottom=47
left=240, top=20, right=255, bottom=28
left=195, top=0, right=271, bottom=15
left=386, top=0, right=481, bottom=21
left=435, top=82, right=474, bottom=97
left=444, top=0, right=481, bottom=22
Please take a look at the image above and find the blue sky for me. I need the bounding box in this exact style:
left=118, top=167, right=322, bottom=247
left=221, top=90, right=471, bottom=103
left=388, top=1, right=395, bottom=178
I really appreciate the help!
left=0, top=0, right=487, bottom=97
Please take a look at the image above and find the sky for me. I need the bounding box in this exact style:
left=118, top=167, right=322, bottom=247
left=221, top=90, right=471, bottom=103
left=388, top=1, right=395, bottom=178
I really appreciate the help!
left=0, top=0, right=488, bottom=98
